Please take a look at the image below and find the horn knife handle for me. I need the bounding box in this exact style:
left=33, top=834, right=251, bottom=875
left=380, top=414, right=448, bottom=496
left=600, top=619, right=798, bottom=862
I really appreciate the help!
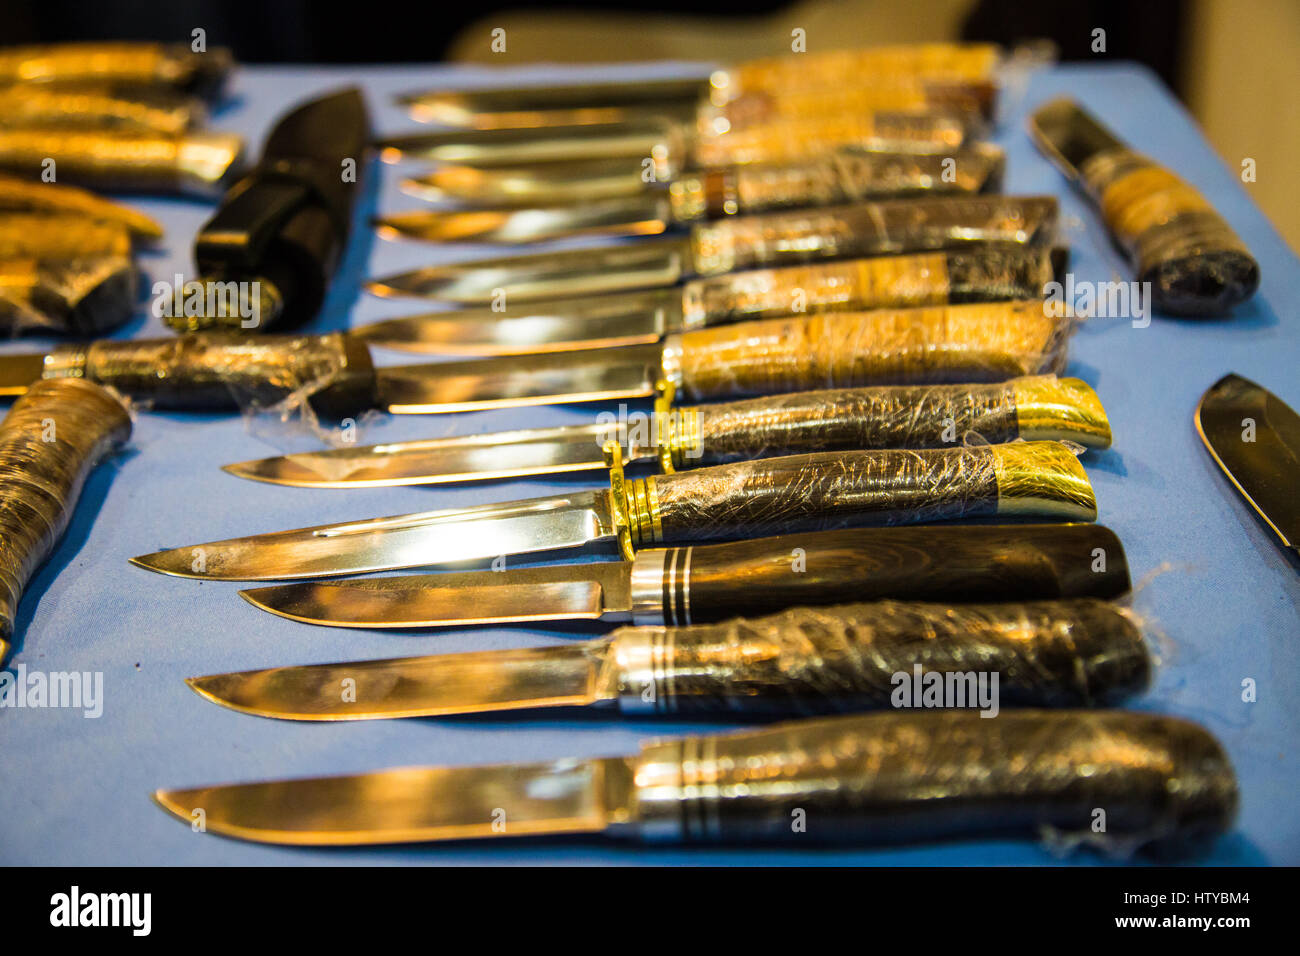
left=667, top=301, right=1071, bottom=401
left=619, top=709, right=1238, bottom=857
left=43, top=332, right=375, bottom=419
left=608, top=598, right=1150, bottom=715
left=0, top=378, right=131, bottom=663
left=621, top=441, right=1096, bottom=549
left=627, top=523, right=1129, bottom=626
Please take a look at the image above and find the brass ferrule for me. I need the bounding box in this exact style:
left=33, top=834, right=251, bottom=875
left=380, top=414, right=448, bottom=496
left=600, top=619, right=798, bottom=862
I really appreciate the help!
left=603, top=441, right=636, bottom=561
left=1012, top=375, right=1112, bottom=449
left=629, top=548, right=672, bottom=625
left=668, top=175, right=707, bottom=222
left=992, top=441, right=1096, bottom=520
left=611, top=627, right=672, bottom=714
left=659, top=338, right=684, bottom=391
left=174, top=131, right=246, bottom=197
left=624, top=476, right=663, bottom=548
left=41, top=345, right=89, bottom=380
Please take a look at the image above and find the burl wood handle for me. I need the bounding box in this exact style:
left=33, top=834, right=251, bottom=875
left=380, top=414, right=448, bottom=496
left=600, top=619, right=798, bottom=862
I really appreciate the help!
left=625, top=709, right=1238, bottom=857
left=608, top=598, right=1149, bottom=716
left=620, top=441, right=1096, bottom=549
left=668, top=301, right=1071, bottom=401
left=1082, top=149, right=1259, bottom=315
left=44, top=332, right=375, bottom=418
left=0, top=378, right=131, bottom=662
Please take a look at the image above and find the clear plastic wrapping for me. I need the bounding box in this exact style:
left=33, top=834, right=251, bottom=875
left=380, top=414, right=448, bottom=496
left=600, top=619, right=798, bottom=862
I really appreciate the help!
left=0, top=213, right=132, bottom=260
left=0, top=378, right=131, bottom=661
left=0, top=42, right=233, bottom=96
left=0, top=172, right=164, bottom=239
left=0, top=84, right=203, bottom=134
left=0, top=256, right=139, bottom=336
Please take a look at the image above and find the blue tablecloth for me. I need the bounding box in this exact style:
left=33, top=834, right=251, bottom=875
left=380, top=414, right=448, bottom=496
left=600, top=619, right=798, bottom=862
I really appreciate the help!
left=1, top=61, right=1296, bottom=866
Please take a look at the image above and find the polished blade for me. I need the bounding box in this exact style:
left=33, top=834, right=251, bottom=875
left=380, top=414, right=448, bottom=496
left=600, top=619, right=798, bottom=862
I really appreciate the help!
left=154, top=756, right=628, bottom=845
left=187, top=641, right=612, bottom=720
left=0, top=353, right=43, bottom=396
left=224, top=422, right=648, bottom=488
left=375, top=120, right=681, bottom=167
left=353, top=288, right=680, bottom=355
left=129, top=490, right=616, bottom=580
left=400, top=159, right=657, bottom=205
left=1196, top=374, right=1300, bottom=552
left=372, top=342, right=662, bottom=414
left=374, top=194, right=671, bottom=244
left=366, top=237, right=691, bottom=303
left=240, top=561, right=632, bottom=628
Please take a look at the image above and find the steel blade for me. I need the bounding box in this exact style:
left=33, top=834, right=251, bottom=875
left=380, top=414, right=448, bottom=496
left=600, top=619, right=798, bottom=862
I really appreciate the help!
left=353, top=288, right=680, bottom=355
left=223, top=422, right=649, bottom=488
left=1196, top=374, right=1300, bottom=552
left=400, top=159, right=657, bottom=205
left=187, top=641, right=612, bottom=720
left=154, top=756, right=628, bottom=845
left=0, top=353, right=43, bottom=396
left=129, top=490, right=616, bottom=580
left=366, top=237, right=691, bottom=303
left=240, top=561, right=632, bottom=628
left=373, top=343, right=662, bottom=414
left=373, top=194, right=671, bottom=244
left=375, top=120, right=682, bottom=167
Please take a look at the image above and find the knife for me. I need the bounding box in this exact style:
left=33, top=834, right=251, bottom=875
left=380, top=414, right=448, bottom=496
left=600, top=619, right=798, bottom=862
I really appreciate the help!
left=172, top=88, right=371, bottom=334
left=188, top=598, right=1149, bottom=721
left=398, top=42, right=1001, bottom=129
left=130, top=441, right=1096, bottom=581
left=354, top=244, right=1060, bottom=355
left=1, top=256, right=138, bottom=336
left=152, top=709, right=1237, bottom=855
left=237, top=524, right=1130, bottom=630
left=224, top=375, right=1109, bottom=490
left=379, top=147, right=1007, bottom=245
left=1027, top=97, right=1259, bottom=316
left=11, top=298, right=1075, bottom=418
left=0, top=83, right=204, bottom=134
left=0, top=172, right=164, bottom=239
left=0, top=42, right=234, bottom=99
left=399, top=144, right=1003, bottom=209
left=0, top=214, right=132, bottom=260
left=0, top=301, right=1072, bottom=416
left=1195, top=374, right=1299, bottom=558
left=368, top=195, right=1059, bottom=301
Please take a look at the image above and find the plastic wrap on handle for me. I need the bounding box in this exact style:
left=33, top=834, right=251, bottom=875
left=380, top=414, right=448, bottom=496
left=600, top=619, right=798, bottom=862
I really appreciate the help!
left=608, top=598, right=1150, bottom=716
left=691, top=113, right=970, bottom=168
left=43, top=332, right=376, bottom=418
left=0, top=172, right=164, bottom=239
left=669, top=146, right=1004, bottom=221
left=623, top=709, right=1238, bottom=857
left=621, top=441, right=1096, bottom=548
left=0, top=85, right=203, bottom=134
left=670, top=301, right=1072, bottom=401
left=1080, top=149, right=1259, bottom=315
left=0, top=128, right=244, bottom=197
left=0, top=214, right=132, bottom=260
left=689, top=195, right=1058, bottom=275
left=0, top=256, right=138, bottom=336
left=726, top=44, right=1002, bottom=97
left=0, top=42, right=234, bottom=97
left=712, top=83, right=993, bottom=131
left=0, top=378, right=131, bottom=663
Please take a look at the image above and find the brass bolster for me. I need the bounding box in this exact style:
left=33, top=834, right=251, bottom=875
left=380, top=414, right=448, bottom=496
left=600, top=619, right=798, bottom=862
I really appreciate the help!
left=41, top=345, right=89, bottom=380
left=662, top=408, right=703, bottom=471
left=625, top=476, right=664, bottom=548
left=1012, top=375, right=1112, bottom=449
left=992, top=442, right=1096, bottom=520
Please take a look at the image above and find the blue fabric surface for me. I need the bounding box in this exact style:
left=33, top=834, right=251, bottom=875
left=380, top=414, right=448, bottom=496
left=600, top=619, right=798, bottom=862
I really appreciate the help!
left=0, top=61, right=1295, bottom=866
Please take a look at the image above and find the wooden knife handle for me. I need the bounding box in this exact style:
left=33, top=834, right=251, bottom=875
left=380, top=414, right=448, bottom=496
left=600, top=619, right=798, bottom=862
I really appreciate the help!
left=1082, top=149, right=1259, bottom=315
left=0, top=378, right=131, bottom=662
left=679, top=245, right=1056, bottom=327
left=628, top=524, right=1130, bottom=626
left=623, top=709, right=1238, bottom=857
left=0, top=128, right=243, bottom=197
left=44, top=332, right=375, bottom=419
left=668, top=301, right=1071, bottom=401
left=620, top=441, right=1096, bottom=548
left=608, top=598, right=1149, bottom=715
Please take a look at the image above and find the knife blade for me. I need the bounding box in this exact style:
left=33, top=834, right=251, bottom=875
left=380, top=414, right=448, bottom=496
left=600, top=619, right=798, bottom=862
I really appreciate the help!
left=173, top=88, right=371, bottom=333
left=152, top=709, right=1237, bottom=855
left=188, top=598, right=1149, bottom=721
left=355, top=245, right=1057, bottom=355
left=236, top=523, right=1130, bottom=630
left=1027, top=97, right=1259, bottom=316
left=367, top=195, right=1059, bottom=301
left=130, top=441, right=1097, bottom=581
left=1195, top=374, right=1300, bottom=556
left=223, top=375, right=1109, bottom=490
left=0, top=300, right=1072, bottom=415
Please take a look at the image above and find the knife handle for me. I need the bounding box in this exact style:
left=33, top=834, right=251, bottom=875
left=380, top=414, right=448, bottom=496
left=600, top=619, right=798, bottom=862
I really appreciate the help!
left=0, top=42, right=234, bottom=97
left=627, top=523, right=1129, bottom=626
left=0, top=128, right=244, bottom=197
left=666, top=301, right=1071, bottom=401
left=0, top=85, right=203, bottom=135
left=0, top=378, right=131, bottom=664
left=44, top=332, right=376, bottom=419
left=620, top=441, right=1096, bottom=549
left=1081, top=149, right=1259, bottom=315
left=729, top=44, right=1001, bottom=97
left=0, top=256, right=138, bottom=336
left=666, top=375, right=1109, bottom=469
left=620, top=709, right=1238, bottom=857
left=680, top=245, right=1056, bottom=328
left=608, top=598, right=1149, bottom=716
left=0, top=214, right=132, bottom=260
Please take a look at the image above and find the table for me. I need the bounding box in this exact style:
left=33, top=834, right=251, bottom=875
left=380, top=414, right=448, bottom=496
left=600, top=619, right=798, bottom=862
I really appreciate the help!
left=1, top=61, right=1296, bottom=866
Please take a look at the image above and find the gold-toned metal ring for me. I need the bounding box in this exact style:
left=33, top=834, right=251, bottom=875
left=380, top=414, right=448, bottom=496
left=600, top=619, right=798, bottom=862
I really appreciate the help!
left=654, top=379, right=677, bottom=475
left=603, top=440, right=636, bottom=561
